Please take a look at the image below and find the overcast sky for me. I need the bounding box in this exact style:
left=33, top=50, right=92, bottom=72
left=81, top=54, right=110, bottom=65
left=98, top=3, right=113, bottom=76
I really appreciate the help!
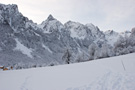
left=1, top=0, right=135, bottom=32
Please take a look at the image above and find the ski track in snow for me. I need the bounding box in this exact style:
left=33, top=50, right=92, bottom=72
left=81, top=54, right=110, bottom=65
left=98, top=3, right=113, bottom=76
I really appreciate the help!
left=66, top=71, right=135, bottom=90
left=20, top=76, right=31, bottom=90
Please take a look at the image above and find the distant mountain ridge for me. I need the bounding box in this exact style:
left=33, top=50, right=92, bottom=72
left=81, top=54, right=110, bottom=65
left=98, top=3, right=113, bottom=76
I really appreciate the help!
left=0, top=3, right=134, bottom=69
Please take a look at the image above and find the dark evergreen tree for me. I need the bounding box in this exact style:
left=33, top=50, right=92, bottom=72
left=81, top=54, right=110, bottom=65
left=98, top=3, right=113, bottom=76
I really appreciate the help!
left=62, top=49, right=71, bottom=64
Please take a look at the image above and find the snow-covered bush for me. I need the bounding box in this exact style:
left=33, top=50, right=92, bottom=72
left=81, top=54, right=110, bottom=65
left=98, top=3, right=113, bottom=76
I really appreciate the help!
left=101, top=44, right=109, bottom=58
left=75, top=52, right=83, bottom=62
left=129, top=28, right=135, bottom=47
left=75, top=51, right=90, bottom=62
left=114, top=36, right=129, bottom=55
left=101, top=43, right=115, bottom=57
left=114, top=29, right=135, bottom=56
left=88, top=43, right=98, bottom=60
left=94, top=43, right=115, bottom=59
left=94, top=47, right=102, bottom=59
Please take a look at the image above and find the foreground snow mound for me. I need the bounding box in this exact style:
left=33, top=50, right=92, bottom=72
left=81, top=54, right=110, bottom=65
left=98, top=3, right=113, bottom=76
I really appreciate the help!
left=0, top=53, right=135, bottom=90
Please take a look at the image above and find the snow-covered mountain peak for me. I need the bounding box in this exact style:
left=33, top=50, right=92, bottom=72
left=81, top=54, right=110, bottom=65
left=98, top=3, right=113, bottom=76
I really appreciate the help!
left=105, top=30, right=118, bottom=35
left=86, top=23, right=104, bottom=38
left=47, top=14, right=55, bottom=21
left=86, top=23, right=97, bottom=30
left=40, top=15, right=64, bottom=33
left=64, top=21, right=88, bottom=39
left=64, top=21, right=105, bottom=41
left=104, top=30, right=132, bottom=47
left=0, top=4, right=19, bottom=17
left=0, top=3, right=17, bottom=9
left=120, top=30, right=131, bottom=37
left=104, top=30, right=120, bottom=46
left=0, top=3, right=30, bottom=32
left=65, top=20, right=82, bottom=25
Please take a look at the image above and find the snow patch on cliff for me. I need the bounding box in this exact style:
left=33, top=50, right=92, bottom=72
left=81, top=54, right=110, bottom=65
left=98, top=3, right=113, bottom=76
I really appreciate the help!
left=14, top=39, right=33, bottom=58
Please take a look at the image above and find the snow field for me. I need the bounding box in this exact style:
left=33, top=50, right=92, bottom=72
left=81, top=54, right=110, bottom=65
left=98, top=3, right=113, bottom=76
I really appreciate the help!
left=0, top=53, right=135, bottom=90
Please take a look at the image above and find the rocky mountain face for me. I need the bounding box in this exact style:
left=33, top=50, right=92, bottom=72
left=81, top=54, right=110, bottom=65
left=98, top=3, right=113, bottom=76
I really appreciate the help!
left=0, top=4, right=132, bottom=68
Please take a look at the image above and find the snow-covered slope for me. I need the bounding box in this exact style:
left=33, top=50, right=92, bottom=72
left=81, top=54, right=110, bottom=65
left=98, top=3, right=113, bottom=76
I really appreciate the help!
left=0, top=53, right=135, bottom=90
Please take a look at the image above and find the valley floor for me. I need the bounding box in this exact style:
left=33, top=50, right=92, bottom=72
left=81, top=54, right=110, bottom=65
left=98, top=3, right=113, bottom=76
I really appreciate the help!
left=0, top=53, right=135, bottom=90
